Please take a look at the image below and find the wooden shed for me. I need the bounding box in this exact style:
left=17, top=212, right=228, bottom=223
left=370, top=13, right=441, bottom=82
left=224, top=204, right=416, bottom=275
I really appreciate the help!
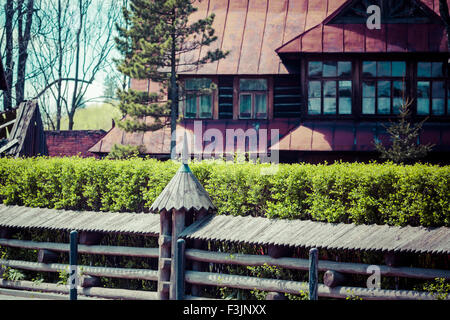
left=0, top=100, right=48, bottom=157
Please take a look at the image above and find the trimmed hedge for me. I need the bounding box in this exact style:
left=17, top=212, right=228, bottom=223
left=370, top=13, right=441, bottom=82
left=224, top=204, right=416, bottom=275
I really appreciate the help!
left=0, top=157, right=449, bottom=227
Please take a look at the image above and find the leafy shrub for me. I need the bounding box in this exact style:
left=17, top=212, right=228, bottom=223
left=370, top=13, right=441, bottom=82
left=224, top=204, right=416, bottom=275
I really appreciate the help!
left=0, top=157, right=448, bottom=227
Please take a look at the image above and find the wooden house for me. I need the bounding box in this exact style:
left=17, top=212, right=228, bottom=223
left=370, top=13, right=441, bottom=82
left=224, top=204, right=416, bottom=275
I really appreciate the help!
left=90, top=0, right=450, bottom=163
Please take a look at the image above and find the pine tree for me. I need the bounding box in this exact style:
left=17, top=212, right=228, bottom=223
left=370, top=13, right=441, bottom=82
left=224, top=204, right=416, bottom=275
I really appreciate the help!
left=374, top=100, right=434, bottom=164
left=114, top=0, right=228, bottom=156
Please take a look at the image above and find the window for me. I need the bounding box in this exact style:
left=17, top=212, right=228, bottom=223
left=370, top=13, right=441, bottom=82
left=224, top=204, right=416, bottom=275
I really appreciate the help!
left=362, top=61, right=407, bottom=115
left=307, top=61, right=352, bottom=115
left=239, top=79, right=268, bottom=119
left=416, top=62, right=447, bottom=116
left=184, top=78, right=213, bottom=119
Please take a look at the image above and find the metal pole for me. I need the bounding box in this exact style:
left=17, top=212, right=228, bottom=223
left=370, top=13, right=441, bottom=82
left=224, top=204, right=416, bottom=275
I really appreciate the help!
left=69, top=230, right=78, bottom=300
left=309, top=248, right=318, bottom=300
left=175, top=239, right=186, bottom=300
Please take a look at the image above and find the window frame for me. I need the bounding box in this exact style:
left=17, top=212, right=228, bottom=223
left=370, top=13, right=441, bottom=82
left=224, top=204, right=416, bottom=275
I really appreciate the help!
left=305, top=60, right=354, bottom=117
left=237, top=78, right=269, bottom=120
left=182, top=77, right=217, bottom=119
left=415, top=61, right=449, bottom=117
left=360, top=60, right=408, bottom=116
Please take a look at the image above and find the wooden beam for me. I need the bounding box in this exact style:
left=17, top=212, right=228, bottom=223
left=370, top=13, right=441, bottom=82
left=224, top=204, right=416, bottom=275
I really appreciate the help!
left=0, top=259, right=158, bottom=281
left=185, top=271, right=449, bottom=300
left=184, top=249, right=450, bottom=280
left=0, top=280, right=158, bottom=300
left=0, top=238, right=159, bottom=258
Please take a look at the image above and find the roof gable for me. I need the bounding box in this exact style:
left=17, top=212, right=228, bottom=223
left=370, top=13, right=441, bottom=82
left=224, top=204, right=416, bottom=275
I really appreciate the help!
left=326, top=0, right=443, bottom=25
left=276, top=0, right=448, bottom=53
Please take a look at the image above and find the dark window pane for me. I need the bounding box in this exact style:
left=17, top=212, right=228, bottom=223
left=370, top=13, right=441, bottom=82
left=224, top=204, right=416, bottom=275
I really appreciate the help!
left=363, top=81, right=375, bottom=97
left=185, top=78, right=212, bottom=90
left=378, top=81, right=391, bottom=97
left=308, top=81, right=321, bottom=98
left=324, top=98, right=336, bottom=114
left=418, top=62, right=431, bottom=77
left=339, top=81, right=352, bottom=97
left=393, top=98, right=403, bottom=114
left=338, top=61, right=352, bottom=77
left=255, top=94, right=267, bottom=119
left=393, top=81, right=405, bottom=98
left=199, top=95, right=212, bottom=118
left=308, top=61, right=322, bottom=77
left=417, top=99, right=430, bottom=115
left=240, top=79, right=267, bottom=91
left=432, top=99, right=445, bottom=115
left=392, top=62, right=406, bottom=77
left=323, top=81, right=336, bottom=97
left=362, top=98, right=375, bottom=114
left=417, top=81, right=430, bottom=98
left=378, top=98, right=391, bottom=114
left=338, top=81, right=352, bottom=115
left=185, top=94, right=197, bottom=118
left=239, top=94, right=252, bottom=118
left=432, top=62, right=444, bottom=77
left=362, top=61, right=376, bottom=77
left=323, top=61, right=337, bottom=77
left=308, top=98, right=321, bottom=115
left=377, top=61, right=391, bottom=77
left=432, top=81, right=445, bottom=98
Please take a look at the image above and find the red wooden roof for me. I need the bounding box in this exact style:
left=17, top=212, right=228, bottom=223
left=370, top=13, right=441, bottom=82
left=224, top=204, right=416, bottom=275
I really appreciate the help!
left=272, top=121, right=450, bottom=152
left=89, top=119, right=450, bottom=155
left=89, top=119, right=299, bottom=155
left=277, top=0, right=449, bottom=54
left=180, top=0, right=448, bottom=76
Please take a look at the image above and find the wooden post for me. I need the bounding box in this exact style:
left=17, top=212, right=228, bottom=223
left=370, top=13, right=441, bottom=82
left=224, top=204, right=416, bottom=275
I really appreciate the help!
left=191, top=210, right=208, bottom=297
left=170, top=209, right=185, bottom=300
left=69, top=230, right=78, bottom=301
left=309, top=248, right=318, bottom=300
left=158, top=209, right=171, bottom=300
left=175, top=239, right=186, bottom=300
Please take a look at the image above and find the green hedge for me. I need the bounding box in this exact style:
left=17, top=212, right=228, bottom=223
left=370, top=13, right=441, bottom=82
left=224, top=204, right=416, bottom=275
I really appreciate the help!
left=0, top=157, right=449, bottom=227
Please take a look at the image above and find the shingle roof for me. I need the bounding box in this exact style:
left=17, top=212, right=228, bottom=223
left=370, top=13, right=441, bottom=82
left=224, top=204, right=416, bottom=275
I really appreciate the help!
left=180, top=214, right=450, bottom=254
left=0, top=205, right=160, bottom=236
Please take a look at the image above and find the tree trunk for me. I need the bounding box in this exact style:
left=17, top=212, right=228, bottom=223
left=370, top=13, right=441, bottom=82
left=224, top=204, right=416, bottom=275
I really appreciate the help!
left=15, top=0, right=35, bottom=106
left=69, top=0, right=84, bottom=131
left=169, top=10, right=178, bottom=158
left=3, top=0, right=14, bottom=110
left=439, top=0, right=450, bottom=53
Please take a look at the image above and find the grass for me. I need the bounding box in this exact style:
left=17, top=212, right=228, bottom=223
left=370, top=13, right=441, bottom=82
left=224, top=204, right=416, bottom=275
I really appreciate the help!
left=58, top=103, right=122, bottom=131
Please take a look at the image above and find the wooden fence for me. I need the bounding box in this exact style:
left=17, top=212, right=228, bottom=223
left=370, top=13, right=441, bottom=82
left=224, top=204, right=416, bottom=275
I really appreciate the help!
left=0, top=220, right=449, bottom=300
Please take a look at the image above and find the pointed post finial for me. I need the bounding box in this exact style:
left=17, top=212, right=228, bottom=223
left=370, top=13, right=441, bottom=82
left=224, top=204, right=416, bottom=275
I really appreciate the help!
left=182, top=132, right=189, bottom=165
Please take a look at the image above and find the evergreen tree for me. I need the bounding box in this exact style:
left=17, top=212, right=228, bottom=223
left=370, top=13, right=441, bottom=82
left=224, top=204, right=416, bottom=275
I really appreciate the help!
left=374, top=100, right=434, bottom=164
left=114, top=0, right=228, bottom=156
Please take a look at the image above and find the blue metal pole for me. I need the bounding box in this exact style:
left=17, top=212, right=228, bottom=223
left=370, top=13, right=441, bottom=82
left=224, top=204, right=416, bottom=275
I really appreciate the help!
left=69, top=230, right=78, bottom=300
left=175, top=239, right=186, bottom=300
left=309, top=248, right=318, bottom=300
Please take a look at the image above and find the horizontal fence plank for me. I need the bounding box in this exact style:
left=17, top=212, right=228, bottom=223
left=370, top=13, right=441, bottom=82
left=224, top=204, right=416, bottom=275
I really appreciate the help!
left=0, top=238, right=159, bottom=258
left=185, top=249, right=450, bottom=280
left=185, top=271, right=448, bottom=301
left=0, top=288, right=99, bottom=300
left=0, top=280, right=158, bottom=300
left=0, top=259, right=158, bottom=281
